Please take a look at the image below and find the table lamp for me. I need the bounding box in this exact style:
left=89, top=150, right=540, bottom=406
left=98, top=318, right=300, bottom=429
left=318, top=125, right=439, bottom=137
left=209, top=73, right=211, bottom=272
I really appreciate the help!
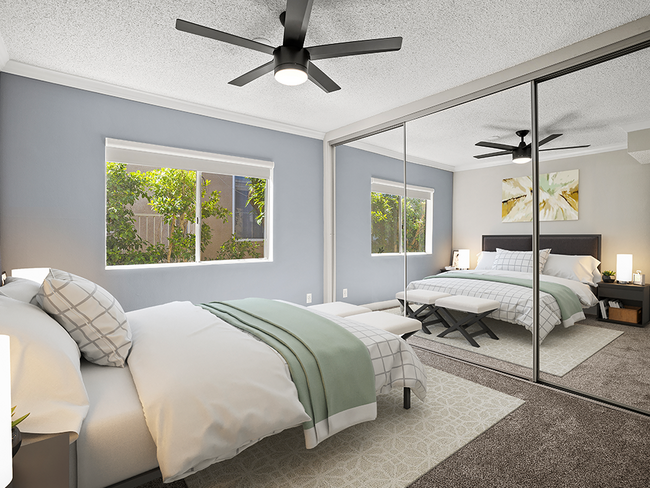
left=458, top=249, right=470, bottom=270
left=617, top=254, right=633, bottom=283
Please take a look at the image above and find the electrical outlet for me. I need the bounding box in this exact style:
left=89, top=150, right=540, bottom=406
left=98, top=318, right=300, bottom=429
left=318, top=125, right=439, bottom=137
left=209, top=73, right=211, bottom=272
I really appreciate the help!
left=342, top=288, right=348, bottom=298
left=306, top=293, right=312, bottom=304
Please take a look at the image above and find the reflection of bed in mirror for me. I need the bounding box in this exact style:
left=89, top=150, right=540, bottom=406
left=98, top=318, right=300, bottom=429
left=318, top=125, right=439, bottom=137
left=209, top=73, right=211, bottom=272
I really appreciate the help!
left=407, top=234, right=601, bottom=343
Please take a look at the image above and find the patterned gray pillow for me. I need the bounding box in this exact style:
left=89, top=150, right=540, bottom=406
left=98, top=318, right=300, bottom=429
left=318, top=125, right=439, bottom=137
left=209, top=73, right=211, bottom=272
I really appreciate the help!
left=492, top=248, right=551, bottom=273
left=37, top=269, right=132, bottom=367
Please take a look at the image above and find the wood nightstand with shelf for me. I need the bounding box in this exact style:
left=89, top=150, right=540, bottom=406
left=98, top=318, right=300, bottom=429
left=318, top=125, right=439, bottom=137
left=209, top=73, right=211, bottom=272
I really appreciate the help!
left=597, top=282, right=650, bottom=326
left=9, top=432, right=69, bottom=488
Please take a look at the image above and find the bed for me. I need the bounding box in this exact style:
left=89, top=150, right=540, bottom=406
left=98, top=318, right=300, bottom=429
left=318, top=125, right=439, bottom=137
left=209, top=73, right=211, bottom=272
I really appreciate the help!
left=407, top=234, right=601, bottom=343
left=0, top=269, right=427, bottom=488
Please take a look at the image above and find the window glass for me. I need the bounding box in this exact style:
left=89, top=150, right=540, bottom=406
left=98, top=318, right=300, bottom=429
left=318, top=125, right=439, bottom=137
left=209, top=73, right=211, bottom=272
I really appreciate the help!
left=105, top=139, right=271, bottom=267
left=370, top=179, right=432, bottom=255
left=371, top=191, right=401, bottom=254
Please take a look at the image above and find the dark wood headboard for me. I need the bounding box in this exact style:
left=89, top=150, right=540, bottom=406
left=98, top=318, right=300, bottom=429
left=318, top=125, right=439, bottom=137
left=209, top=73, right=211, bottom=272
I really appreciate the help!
left=482, top=234, right=602, bottom=265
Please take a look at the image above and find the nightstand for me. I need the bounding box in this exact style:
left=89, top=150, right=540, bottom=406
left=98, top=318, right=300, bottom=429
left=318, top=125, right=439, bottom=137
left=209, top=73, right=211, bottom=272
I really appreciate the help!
left=597, top=282, right=650, bottom=326
left=9, top=433, right=69, bottom=488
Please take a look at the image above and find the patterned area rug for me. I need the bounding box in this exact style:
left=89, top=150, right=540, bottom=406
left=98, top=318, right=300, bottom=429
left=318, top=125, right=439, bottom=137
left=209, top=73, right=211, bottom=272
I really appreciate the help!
left=408, top=315, right=623, bottom=376
left=185, top=366, right=523, bottom=488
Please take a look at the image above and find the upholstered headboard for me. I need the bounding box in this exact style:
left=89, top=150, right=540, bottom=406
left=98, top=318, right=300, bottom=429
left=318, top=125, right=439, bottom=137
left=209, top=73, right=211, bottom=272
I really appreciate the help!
left=482, top=234, right=602, bottom=265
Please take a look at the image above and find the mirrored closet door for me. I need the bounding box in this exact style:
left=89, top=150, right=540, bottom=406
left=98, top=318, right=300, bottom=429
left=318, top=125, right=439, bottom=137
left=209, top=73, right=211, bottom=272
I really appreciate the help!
left=403, top=83, right=535, bottom=379
left=536, top=45, right=650, bottom=413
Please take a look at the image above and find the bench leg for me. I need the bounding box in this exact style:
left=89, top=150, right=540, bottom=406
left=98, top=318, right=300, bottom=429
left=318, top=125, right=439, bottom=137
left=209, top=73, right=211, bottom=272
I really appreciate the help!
left=403, top=387, right=411, bottom=409
left=397, top=299, right=449, bottom=335
left=436, top=309, right=498, bottom=348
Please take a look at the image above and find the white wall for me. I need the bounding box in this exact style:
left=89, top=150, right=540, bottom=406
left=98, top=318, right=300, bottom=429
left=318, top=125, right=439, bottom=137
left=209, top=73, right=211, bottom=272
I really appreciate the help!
left=453, top=149, right=650, bottom=274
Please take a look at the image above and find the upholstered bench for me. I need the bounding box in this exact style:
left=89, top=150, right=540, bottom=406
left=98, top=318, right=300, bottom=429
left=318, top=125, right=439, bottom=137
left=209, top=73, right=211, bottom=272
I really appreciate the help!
left=351, top=311, right=421, bottom=339
left=307, top=301, right=372, bottom=317
left=434, top=296, right=500, bottom=348
left=395, top=290, right=452, bottom=334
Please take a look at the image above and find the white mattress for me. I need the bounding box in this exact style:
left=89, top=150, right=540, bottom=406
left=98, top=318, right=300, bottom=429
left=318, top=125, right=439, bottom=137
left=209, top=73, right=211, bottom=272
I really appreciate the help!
left=77, top=360, right=158, bottom=488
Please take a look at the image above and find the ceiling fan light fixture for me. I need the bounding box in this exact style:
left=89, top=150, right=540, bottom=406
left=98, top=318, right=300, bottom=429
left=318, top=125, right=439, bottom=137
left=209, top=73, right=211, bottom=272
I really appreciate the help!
left=512, top=146, right=531, bottom=164
left=273, top=46, right=310, bottom=86
left=274, top=66, right=308, bottom=86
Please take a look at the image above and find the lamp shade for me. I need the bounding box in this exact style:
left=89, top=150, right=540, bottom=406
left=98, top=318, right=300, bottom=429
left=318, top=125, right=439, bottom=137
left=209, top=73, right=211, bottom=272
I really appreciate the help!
left=458, top=249, right=470, bottom=270
left=0, top=335, right=11, bottom=487
left=617, top=254, right=633, bottom=283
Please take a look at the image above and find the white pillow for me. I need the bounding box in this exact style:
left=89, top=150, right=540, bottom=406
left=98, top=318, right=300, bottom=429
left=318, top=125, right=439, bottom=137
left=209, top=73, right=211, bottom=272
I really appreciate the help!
left=37, top=269, right=132, bottom=367
left=0, top=277, right=41, bottom=303
left=0, top=295, right=89, bottom=436
left=542, top=254, right=601, bottom=285
left=492, top=248, right=551, bottom=273
left=475, top=251, right=497, bottom=270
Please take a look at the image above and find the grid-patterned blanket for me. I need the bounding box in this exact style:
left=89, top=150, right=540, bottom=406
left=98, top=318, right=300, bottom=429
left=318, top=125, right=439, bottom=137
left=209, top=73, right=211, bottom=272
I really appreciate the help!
left=308, top=307, right=428, bottom=402
left=408, top=273, right=587, bottom=343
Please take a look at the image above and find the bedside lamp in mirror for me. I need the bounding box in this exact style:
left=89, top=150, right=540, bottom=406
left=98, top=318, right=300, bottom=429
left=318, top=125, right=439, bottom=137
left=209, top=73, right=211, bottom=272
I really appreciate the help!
left=617, top=254, right=633, bottom=283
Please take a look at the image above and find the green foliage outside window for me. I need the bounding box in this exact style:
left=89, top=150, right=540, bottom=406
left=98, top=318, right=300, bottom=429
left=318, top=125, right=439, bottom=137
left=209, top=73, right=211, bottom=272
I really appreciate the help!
left=371, top=192, right=427, bottom=254
left=106, top=163, right=263, bottom=266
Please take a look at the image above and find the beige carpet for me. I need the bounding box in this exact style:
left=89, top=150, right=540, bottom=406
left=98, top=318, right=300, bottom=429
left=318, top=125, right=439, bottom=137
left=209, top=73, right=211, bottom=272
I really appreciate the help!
left=410, top=315, right=622, bottom=377
left=185, top=366, right=524, bottom=488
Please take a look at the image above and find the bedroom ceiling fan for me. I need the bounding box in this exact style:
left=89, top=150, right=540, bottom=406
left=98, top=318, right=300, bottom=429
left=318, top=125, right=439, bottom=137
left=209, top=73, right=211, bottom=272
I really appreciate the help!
left=474, top=130, right=590, bottom=163
left=175, top=0, right=402, bottom=93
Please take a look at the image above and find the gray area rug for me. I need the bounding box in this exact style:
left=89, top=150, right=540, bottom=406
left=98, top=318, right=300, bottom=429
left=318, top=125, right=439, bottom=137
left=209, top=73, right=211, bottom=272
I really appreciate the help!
left=410, top=315, right=622, bottom=376
left=183, top=366, right=523, bottom=488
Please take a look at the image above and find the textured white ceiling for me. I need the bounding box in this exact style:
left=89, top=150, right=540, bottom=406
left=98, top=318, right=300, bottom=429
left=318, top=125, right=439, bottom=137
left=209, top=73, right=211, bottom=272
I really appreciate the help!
left=1, top=1, right=649, bottom=169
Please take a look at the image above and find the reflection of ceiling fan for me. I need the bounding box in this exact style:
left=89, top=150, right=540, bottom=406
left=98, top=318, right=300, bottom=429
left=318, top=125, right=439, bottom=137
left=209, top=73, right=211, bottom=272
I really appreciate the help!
left=474, top=130, right=590, bottom=163
left=176, top=0, right=403, bottom=93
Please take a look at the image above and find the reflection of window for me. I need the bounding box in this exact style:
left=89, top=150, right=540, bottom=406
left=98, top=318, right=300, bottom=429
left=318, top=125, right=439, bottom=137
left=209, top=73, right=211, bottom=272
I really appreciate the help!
left=370, top=178, right=433, bottom=255
left=105, top=139, right=272, bottom=267
left=234, top=176, right=264, bottom=240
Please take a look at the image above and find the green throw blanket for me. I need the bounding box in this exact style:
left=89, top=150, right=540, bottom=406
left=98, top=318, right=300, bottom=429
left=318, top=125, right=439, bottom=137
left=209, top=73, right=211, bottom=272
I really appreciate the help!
left=200, top=298, right=377, bottom=448
left=426, top=272, right=583, bottom=321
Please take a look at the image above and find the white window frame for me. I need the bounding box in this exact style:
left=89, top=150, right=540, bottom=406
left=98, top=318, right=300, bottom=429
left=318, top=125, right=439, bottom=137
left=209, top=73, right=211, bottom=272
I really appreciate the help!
left=370, top=177, right=433, bottom=256
left=105, top=138, right=273, bottom=268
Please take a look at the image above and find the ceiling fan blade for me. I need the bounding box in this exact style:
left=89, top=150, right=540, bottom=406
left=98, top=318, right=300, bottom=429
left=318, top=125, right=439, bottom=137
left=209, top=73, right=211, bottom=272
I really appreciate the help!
left=539, top=145, right=590, bottom=152
left=309, top=37, right=403, bottom=60
left=228, top=61, right=275, bottom=87
left=473, top=150, right=513, bottom=159
left=475, top=141, right=517, bottom=151
left=283, top=0, right=314, bottom=48
left=538, top=133, right=563, bottom=147
left=307, top=63, right=340, bottom=93
left=176, top=19, right=274, bottom=55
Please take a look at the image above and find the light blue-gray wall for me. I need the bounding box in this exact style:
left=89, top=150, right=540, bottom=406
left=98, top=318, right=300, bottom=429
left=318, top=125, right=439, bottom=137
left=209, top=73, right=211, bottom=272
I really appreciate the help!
left=0, top=73, right=324, bottom=311
left=335, top=145, right=453, bottom=305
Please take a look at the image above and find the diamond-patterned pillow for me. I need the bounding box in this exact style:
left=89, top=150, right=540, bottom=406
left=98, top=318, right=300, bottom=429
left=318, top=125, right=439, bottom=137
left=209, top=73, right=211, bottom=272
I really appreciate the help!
left=492, top=248, right=551, bottom=273
left=37, top=269, right=132, bottom=367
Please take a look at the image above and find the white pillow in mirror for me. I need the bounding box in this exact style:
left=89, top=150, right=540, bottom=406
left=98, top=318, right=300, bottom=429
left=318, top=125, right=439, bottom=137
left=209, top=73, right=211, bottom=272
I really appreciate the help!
left=492, top=248, right=551, bottom=273
left=475, top=251, right=497, bottom=270
left=542, top=254, right=601, bottom=285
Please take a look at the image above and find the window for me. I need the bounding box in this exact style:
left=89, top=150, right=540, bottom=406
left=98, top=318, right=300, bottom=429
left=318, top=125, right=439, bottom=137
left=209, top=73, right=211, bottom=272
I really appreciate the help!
left=370, top=178, right=433, bottom=255
left=105, top=139, right=272, bottom=267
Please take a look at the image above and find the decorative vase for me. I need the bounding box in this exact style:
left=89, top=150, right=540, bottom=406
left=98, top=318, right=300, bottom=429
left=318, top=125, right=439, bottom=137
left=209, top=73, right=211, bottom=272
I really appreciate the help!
left=603, top=276, right=615, bottom=283
left=12, top=426, right=22, bottom=457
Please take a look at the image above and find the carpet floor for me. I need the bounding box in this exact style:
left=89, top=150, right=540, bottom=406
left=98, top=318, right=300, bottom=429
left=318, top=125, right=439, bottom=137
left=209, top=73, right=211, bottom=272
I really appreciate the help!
left=135, top=345, right=650, bottom=488
left=410, top=314, right=650, bottom=412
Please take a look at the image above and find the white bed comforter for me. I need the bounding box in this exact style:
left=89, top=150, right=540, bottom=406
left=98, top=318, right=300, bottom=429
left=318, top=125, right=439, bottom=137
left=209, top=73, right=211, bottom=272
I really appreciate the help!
left=408, top=270, right=598, bottom=343
left=126, top=301, right=427, bottom=482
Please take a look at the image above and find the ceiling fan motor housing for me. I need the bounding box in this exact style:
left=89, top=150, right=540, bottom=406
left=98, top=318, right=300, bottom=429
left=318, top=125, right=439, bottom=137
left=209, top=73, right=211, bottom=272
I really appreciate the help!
left=274, top=46, right=310, bottom=76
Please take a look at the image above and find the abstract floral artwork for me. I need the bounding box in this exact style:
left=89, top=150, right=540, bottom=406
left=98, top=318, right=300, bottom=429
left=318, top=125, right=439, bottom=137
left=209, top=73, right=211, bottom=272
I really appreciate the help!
left=502, top=169, right=579, bottom=222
